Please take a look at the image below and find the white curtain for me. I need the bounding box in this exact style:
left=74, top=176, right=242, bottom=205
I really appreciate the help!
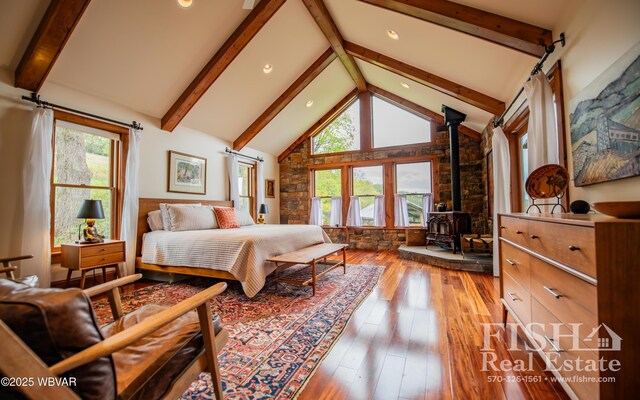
left=373, top=195, right=385, bottom=227
left=227, top=154, right=240, bottom=207
left=492, top=127, right=511, bottom=277
left=309, top=197, right=322, bottom=225
left=120, top=127, right=140, bottom=276
left=346, top=196, right=362, bottom=226
left=394, top=195, right=409, bottom=227
left=329, top=196, right=342, bottom=227
left=524, top=72, right=559, bottom=173
left=422, top=193, right=433, bottom=227
left=256, top=161, right=264, bottom=209
left=20, top=108, right=54, bottom=287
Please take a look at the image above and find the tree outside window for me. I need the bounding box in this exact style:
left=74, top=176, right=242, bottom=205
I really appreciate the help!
left=312, top=100, right=360, bottom=154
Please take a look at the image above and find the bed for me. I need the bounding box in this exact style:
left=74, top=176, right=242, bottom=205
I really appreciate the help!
left=135, top=198, right=330, bottom=297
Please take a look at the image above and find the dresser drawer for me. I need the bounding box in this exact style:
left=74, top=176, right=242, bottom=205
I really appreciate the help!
left=80, top=252, right=125, bottom=268
left=530, top=257, right=598, bottom=349
left=526, top=219, right=596, bottom=278
left=500, top=242, right=530, bottom=293
left=531, top=299, right=599, bottom=400
left=499, top=216, right=529, bottom=248
left=503, top=271, right=531, bottom=326
left=81, top=242, right=125, bottom=258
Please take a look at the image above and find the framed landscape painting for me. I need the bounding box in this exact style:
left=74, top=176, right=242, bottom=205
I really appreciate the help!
left=569, top=42, right=640, bottom=186
left=168, top=151, right=207, bottom=194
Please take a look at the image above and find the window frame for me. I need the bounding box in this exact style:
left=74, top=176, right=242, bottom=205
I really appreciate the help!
left=238, top=160, right=256, bottom=220
left=371, top=94, right=434, bottom=150
left=312, top=167, right=343, bottom=227
left=50, top=110, right=129, bottom=261
left=350, top=164, right=384, bottom=227
left=393, top=161, right=434, bottom=227
left=308, top=155, right=439, bottom=229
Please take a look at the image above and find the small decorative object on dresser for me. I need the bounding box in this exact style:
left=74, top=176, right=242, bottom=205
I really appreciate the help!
left=592, top=201, right=640, bottom=218
left=524, top=164, right=569, bottom=213
left=570, top=199, right=591, bottom=214
left=61, top=240, right=125, bottom=289
left=168, top=150, right=207, bottom=194
left=498, top=213, right=640, bottom=400
left=265, top=179, right=275, bottom=198
left=76, top=199, right=105, bottom=243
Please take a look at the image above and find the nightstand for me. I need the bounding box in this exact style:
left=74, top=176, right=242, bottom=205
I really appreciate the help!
left=61, top=239, right=126, bottom=289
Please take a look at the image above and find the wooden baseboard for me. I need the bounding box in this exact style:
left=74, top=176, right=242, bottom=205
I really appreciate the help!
left=51, top=270, right=118, bottom=289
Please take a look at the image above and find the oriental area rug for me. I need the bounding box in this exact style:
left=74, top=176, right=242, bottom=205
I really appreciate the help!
left=92, top=264, right=383, bottom=399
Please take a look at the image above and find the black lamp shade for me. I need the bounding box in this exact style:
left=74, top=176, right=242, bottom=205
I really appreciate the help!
left=77, top=200, right=105, bottom=219
left=259, top=203, right=269, bottom=214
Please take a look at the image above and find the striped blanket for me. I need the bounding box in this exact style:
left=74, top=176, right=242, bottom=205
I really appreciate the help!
left=141, top=224, right=330, bottom=297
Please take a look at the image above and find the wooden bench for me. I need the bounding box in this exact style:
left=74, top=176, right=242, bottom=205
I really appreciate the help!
left=266, top=243, right=347, bottom=296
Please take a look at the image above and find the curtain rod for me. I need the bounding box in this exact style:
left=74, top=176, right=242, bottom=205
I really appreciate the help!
left=225, top=147, right=264, bottom=162
left=494, top=33, right=566, bottom=128
left=21, top=92, right=143, bottom=130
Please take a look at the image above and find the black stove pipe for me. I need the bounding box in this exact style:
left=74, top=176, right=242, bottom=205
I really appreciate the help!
left=441, top=106, right=467, bottom=212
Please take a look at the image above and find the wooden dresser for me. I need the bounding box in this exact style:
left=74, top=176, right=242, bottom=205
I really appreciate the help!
left=498, top=213, right=639, bottom=400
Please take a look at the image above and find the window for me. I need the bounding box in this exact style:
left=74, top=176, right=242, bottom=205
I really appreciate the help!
left=519, top=133, right=529, bottom=211
left=313, top=169, right=341, bottom=225
left=312, top=100, right=360, bottom=154
left=372, top=96, right=431, bottom=148
left=52, top=118, right=120, bottom=249
left=238, top=162, right=255, bottom=218
left=352, top=166, right=383, bottom=226
left=395, top=162, right=432, bottom=226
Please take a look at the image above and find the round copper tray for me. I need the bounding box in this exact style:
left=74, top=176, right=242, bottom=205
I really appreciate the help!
left=525, top=164, right=569, bottom=200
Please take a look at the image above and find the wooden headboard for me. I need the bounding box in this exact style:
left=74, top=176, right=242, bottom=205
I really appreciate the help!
left=136, top=198, right=233, bottom=257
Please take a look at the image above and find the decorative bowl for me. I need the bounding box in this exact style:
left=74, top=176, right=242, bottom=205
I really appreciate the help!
left=525, top=164, right=570, bottom=199
left=592, top=201, right=640, bottom=218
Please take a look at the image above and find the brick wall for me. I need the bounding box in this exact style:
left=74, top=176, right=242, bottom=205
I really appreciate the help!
left=280, top=130, right=488, bottom=250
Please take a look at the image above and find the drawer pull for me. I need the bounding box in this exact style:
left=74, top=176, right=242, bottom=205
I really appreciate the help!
left=516, top=230, right=523, bottom=234
left=568, top=245, right=580, bottom=251
left=530, top=234, right=539, bottom=239
left=507, top=291, right=519, bottom=301
left=505, top=259, right=516, bottom=266
left=543, top=286, right=563, bottom=299
left=99, top=248, right=105, bottom=252
left=544, top=335, right=564, bottom=353
left=500, top=226, right=506, bottom=229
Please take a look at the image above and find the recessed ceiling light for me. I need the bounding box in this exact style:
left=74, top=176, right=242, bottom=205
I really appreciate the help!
left=177, top=0, right=193, bottom=8
left=263, top=64, right=273, bottom=74
left=400, top=82, right=410, bottom=89
left=306, top=100, right=314, bottom=108
left=387, top=29, right=399, bottom=40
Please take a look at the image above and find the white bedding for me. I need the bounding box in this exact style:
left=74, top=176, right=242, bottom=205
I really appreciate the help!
left=141, top=224, right=331, bottom=297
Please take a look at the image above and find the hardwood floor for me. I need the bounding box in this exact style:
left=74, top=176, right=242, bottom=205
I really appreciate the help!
left=297, top=250, right=569, bottom=400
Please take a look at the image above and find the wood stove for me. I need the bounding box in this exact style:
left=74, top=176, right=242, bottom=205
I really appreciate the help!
left=425, top=211, right=471, bottom=254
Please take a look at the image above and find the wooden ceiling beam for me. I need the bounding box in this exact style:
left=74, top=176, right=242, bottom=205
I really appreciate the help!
left=161, top=0, right=286, bottom=132
left=358, top=0, right=552, bottom=57
left=14, top=0, right=91, bottom=92
left=301, top=0, right=367, bottom=92
left=367, top=84, right=481, bottom=140
left=233, top=48, right=337, bottom=151
left=278, top=88, right=359, bottom=162
left=345, top=41, right=505, bottom=116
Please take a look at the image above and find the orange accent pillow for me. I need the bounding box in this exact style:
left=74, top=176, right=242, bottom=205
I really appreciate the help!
left=213, top=207, right=240, bottom=229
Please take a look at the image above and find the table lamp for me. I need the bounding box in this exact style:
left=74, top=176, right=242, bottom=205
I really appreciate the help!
left=258, top=203, right=269, bottom=224
left=77, top=199, right=105, bottom=243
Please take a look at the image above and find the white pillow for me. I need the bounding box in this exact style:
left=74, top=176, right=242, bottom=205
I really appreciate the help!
left=167, top=205, right=217, bottom=232
left=159, top=203, right=201, bottom=231
left=235, top=208, right=255, bottom=226
left=147, top=210, right=164, bottom=231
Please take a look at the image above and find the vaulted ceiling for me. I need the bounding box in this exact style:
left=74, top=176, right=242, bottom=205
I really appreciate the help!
left=1, top=0, right=576, bottom=158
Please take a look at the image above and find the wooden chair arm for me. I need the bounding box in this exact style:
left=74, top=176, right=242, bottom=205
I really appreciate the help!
left=50, top=282, right=227, bottom=375
left=0, top=266, right=18, bottom=273
left=83, top=273, right=142, bottom=298
left=0, top=255, right=33, bottom=266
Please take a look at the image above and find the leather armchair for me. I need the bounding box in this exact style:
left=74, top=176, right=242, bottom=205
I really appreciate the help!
left=0, top=274, right=228, bottom=400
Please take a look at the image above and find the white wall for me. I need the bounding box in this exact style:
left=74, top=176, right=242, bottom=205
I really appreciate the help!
left=0, top=69, right=280, bottom=282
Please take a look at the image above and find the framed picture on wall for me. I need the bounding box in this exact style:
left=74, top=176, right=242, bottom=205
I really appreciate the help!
left=265, top=179, right=275, bottom=198
left=167, top=151, right=207, bottom=195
